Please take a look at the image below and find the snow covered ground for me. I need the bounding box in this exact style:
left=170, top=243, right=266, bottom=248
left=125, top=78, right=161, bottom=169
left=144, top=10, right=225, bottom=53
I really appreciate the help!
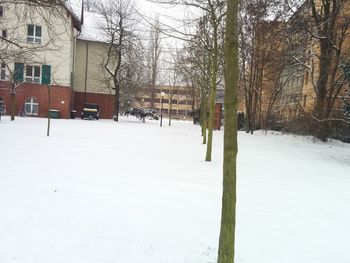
left=0, top=116, right=349, bottom=263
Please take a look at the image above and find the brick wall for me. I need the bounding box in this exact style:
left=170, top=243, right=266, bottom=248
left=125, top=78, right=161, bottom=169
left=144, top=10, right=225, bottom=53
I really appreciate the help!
left=73, top=91, right=114, bottom=119
left=0, top=81, right=72, bottom=118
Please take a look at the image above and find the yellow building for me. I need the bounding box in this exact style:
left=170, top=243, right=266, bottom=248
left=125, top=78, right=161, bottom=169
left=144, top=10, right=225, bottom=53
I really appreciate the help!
left=273, top=0, right=350, bottom=122
left=133, top=85, right=200, bottom=120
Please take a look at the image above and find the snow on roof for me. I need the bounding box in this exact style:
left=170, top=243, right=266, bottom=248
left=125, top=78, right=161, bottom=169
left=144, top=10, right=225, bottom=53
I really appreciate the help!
left=78, top=12, right=110, bottom=43
left=64, top=0, right=83, bottom=21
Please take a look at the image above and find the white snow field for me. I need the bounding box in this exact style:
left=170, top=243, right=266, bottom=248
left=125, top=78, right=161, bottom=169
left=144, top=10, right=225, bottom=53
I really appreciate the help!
left=0, top=116, right=349, bottom=263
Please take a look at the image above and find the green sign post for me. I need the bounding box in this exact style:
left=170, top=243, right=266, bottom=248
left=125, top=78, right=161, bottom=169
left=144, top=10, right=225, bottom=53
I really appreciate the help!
left=42, top=65, right=52, bottom=136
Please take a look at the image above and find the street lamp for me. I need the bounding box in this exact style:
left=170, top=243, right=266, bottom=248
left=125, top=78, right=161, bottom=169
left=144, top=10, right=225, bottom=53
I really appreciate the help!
left=160, top=91, right=165, bottom=127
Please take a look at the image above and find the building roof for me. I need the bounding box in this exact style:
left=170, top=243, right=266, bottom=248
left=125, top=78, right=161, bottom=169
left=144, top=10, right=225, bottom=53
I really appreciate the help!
left=64, top=0, right=83, bottom=31
left=78, top=11, right=110, bottom=43
left=64, top=0, right=82, bottom=20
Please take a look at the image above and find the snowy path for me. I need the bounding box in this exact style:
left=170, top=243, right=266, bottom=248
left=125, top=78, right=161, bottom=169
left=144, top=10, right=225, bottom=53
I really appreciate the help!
left=0, top=116, right=349, bottom=263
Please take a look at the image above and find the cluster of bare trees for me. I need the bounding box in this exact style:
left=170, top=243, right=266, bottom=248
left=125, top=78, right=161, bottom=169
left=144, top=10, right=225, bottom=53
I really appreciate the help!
left=157, top=0, right=238, bottom=259
left=238, top=0, right=288, bottom=133
left=97, top=0, right=145, bottom=121
left=290, top=0, right=350, bottom=140
left=164, top=0, right=225, bottom=161
left=236, top=0, right=350, bottom=141
left=0, top=0, right=240, bottom=261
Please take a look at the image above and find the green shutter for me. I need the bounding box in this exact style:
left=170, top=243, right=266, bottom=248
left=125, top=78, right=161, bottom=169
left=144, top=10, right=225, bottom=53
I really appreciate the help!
left=14, top=62, right=24, bottom=82
left=42, top=64, right=51, bottom=85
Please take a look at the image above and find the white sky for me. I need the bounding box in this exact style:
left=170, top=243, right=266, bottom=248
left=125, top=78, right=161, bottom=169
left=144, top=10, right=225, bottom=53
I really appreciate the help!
left=134, top=0, right=203, bottom=84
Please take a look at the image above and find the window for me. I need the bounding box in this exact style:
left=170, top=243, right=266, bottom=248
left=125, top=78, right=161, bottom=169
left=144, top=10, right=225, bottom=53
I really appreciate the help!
left=171, top=99, right=177, bottom=104
left=25, top=97, right=39, bottom=115
left=2, top=29, right=6, bottom=38
left=25, top=65, right=41, bottom=83
left=27, top=25, right=42, bottom=44
left=1, top=63, right=5, bottom=80
left=0, top=6, right=3, bottom=18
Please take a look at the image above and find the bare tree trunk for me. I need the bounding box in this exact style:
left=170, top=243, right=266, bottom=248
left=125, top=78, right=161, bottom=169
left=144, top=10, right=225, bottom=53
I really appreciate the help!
left=217, top=0, right=238, bottom=261
left=191, top=83, right=195, bottom=124
left=205, top=21, right=218, bottom=162
left=149, top=20, right=161, bottom=108
left=114, top=81, right=120, bottom=122
left=201, top=92, right=207, bottom=144
left=314, top=39, right=331, bottom=141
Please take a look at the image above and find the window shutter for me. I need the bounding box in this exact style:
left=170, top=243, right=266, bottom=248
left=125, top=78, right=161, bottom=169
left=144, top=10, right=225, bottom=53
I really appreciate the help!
left=14, top=62, right=24, bottom=82
left=42, top=64, right=51, bottom=85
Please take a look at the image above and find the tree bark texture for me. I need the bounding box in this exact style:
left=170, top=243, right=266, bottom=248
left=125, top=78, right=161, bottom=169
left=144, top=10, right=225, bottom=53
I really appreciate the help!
left=201, top=92, right=207, bottom=144
left=205, top=21, right=218, bottom=162
left=217, top=0, right=238, bottom=261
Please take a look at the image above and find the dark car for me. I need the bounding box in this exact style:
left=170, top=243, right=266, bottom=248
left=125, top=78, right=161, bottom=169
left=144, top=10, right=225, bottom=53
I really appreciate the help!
left=81, top=103, right=100, bottom=120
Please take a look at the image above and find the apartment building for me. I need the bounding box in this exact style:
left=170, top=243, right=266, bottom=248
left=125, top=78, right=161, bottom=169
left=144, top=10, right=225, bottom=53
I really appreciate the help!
left=0, top=1, right=81, bottom=118
left=273, top=0, right=350, bottom=121
left=133, top=85, right=200, bottom=119
left=239, top=0, right=350, bottom=126
left=0, top=1, right=118, bottom=119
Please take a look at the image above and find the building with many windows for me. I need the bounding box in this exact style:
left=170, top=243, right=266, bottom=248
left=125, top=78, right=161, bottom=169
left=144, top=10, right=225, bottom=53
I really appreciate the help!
left=0, top=1, right=119, bottom=119
left=0, top=1, right=82, bottom=118
left=133, top=85, right=200, bottom=120
left=239, top=0, right=350, bottom=128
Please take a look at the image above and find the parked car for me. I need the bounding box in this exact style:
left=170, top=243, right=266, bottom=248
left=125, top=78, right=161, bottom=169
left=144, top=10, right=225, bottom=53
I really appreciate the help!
left=81, top=103, right=100, bottom=120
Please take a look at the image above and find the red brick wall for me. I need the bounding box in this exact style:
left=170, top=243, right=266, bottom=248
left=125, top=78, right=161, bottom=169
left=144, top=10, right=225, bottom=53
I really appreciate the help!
left=73, top=91, right=115, bottom=119
left=0, top=81, right=72, bottom=119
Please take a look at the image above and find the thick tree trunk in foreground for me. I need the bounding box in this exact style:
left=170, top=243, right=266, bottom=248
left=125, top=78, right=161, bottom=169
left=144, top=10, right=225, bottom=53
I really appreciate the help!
left=217, top=0, right=238, bottom=262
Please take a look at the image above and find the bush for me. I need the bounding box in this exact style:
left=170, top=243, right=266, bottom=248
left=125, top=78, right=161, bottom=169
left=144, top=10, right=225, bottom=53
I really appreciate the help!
left=268, top=114, right=350, bottom=143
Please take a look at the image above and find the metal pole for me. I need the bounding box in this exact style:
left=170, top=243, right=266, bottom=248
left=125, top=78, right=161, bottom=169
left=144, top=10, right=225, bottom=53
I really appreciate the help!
left=160, top=98, right=163, bottom=127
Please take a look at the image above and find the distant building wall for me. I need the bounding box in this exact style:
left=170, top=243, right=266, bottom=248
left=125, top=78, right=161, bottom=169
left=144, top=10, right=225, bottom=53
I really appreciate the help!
left=74, top=39, right=112, bottom=95
left=0, top=81, right=72, bottom=118
left=133, top=85, right=200, bottom=119
left=73, top=91, right=114, bottom=119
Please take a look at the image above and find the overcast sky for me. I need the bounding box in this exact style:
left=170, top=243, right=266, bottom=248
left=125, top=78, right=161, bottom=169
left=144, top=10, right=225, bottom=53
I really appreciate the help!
left=133, top=0, right=202, bottom=83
